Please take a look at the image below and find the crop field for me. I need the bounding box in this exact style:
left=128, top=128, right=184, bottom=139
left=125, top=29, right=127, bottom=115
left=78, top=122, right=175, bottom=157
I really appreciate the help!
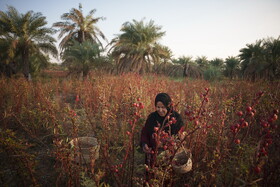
left=0, top=73, right=279, bottom=186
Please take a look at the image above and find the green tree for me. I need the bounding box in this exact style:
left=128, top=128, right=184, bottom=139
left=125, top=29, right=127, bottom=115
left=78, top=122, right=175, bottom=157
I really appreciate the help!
left=203, top=66, right=222, bottom=81
left=109, top=19, right=171, bottom=74
left=0, top=6, right=57, bottom=79
left=224, top=56, right=240, bottom=79
left=62, top=40, right=101, bottom=78
left=239, top=37, right=280, bottom=81
left=172, top=56, right=203, bottom=78
left=53, top=3, right=106, bottom=50
left=263, top=37, right=280, bottom=80
left=209, top=58, right=224, bottom=69
left=203, top=58, right=225, bottom=81
left=239, top=40, right=265, bottom=81
left=195, top=56, right=209, bottom=69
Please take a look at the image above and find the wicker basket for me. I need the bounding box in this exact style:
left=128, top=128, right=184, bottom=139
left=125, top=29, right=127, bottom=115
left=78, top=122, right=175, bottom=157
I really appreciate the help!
left=172, top=148, right=192, bottom=174
left=69, top=137, right=100, bottom=164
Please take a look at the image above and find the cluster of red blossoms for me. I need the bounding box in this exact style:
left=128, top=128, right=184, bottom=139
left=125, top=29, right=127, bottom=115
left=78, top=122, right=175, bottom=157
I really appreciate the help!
left=185, top=88, right=210, bottom=125
left=69, top=109, right=77, bottom=117
left=230, top=106, right=257, bottom=144
left=75, top=95, right=80, bottom=102
left=126, top=98, right=145, bottom=136
left=256, top=109, right=278, bottom=159
left=132, top=98, right=144, bottom=118
left=185, top=107, right=196, bottom=122
left=150, top=115, right=178, bottom=155
left=132, top=98, right=144, bottom=109
left=255, top=109, right=277, bottom=174
left=111, top=164, right=123, bottom=173
left=230, top=118, right=249, bottom=135
left=201, top=87, right=210, bottom=102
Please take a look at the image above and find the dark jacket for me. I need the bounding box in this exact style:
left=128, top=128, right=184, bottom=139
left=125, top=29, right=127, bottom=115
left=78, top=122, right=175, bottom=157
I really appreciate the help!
left=140, top=111, right=184, bottom=150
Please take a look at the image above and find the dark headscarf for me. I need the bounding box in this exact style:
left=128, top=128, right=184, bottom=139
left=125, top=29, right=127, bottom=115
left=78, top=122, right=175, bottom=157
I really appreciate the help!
left=155, top=93, right=172, bottom=111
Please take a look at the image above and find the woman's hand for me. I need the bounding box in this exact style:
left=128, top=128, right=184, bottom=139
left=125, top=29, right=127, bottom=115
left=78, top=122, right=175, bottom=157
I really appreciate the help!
left=143, top=144, right=152, bottom=153
left=179, top=131, right=187, bottom=141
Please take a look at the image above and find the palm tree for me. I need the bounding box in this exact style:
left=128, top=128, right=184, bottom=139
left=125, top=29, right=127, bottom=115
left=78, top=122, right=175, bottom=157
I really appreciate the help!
left=62, top=40, right=101, bottom=78
left=172, top=56, right=203, bottom=78
left=209, top=58, right=224, bottom=69
left=195, top=56, right=209, bottom=69
left=239, top=37, right=280, bottom=81
left=239, top=40, right=265, bottom=80
left=0, top=6, right=58, bottom=79
left=108, top=19, right=171, bottom=74
left=263, top=37, right=280, bottom=80
left=224, top=56, right=240, bottom=79
left=0, top=37, right=20, bottom=76
left=153, top=46, right=174, bottom=75
left=53, top=3, right=106, bottom=51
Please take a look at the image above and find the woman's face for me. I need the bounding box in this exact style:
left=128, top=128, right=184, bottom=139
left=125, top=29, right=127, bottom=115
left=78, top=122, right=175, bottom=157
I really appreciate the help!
left=156, top=101, right=168, bottom=117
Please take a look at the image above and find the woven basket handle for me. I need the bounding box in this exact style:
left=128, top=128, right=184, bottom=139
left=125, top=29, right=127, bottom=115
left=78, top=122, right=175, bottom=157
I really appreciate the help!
left=181, top=146, right=192, bottom=159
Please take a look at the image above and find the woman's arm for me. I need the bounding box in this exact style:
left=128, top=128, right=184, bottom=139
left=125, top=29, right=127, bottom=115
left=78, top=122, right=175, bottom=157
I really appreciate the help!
left=171, top=112, right=184, bottom=135
left=140, top=113, right=155, bottom=153
left=140, top=125, right=150, bottom=148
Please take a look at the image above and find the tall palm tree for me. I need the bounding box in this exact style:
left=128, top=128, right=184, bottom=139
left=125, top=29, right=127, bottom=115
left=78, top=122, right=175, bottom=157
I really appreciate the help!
left=0, top=6, right=58, bottom=79
left=239, top=40, right=265, bottom=80
left=263, top=37, right=280, bottom=80
left=108, top=19, right=171, bottom=74
left=53, top=3, right=106, bottom=51
left=239, top=37, right=280, bottom=81
left=62, top=40, right=101, bottom=78
left=224, top=56, right=240, bottom=79
left=195, top=56, right=209, bottom=71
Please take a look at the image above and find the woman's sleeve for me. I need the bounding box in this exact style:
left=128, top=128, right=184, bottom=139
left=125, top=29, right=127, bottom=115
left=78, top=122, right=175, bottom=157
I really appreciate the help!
left=171, top=112, right=184, bottom=135
left=140, top=114, right=153, bottom=148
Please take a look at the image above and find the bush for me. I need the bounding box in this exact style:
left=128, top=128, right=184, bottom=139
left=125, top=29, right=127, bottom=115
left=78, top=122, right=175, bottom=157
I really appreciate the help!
left=203, top=66, right=223, bottom=81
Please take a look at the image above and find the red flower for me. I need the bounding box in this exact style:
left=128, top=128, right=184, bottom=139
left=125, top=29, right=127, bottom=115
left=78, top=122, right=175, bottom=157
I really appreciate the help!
left=75, top=95, right=80, bottom=102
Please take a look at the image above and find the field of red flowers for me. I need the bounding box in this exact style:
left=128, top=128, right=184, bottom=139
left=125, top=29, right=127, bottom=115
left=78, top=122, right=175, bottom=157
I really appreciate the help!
left=0, top=73, right=279, bottom=186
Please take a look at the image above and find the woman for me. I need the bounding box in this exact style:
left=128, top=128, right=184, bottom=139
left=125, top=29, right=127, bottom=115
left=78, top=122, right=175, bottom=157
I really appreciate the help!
left=140, top=93, right=184, bottom=168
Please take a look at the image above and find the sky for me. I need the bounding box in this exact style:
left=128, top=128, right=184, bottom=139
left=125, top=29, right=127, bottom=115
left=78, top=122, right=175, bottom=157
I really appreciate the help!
left=1, top=0, right=280, bottom=61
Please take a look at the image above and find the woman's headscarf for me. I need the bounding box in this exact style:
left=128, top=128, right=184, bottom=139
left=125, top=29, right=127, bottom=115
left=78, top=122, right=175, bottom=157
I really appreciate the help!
left=155, top=93, right=172, bottom=111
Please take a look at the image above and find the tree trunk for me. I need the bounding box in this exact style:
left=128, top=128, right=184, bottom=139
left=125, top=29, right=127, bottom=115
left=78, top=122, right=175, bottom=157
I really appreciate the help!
left=82, top=68, right=89, bottom=79
left=78, top=31, right=85, bottom=43
left=22, top=49, right=31, bottom=81
left=184, top=64, right=189, bottom=77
